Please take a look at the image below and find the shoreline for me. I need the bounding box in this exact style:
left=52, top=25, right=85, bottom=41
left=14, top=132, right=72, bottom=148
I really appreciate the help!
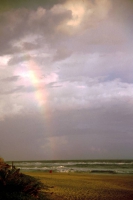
left=7, top=159, right=133, bottom=174
left=25, top=172, right=133, bottom=200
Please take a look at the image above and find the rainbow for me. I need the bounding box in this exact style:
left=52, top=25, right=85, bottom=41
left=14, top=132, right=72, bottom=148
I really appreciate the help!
left=12, top=37, right=49, bottom=113
left=16, top=53, right=51, bottom=120
left=14, top=51, right=57, bottom=157
left=27, top=58, right=48, bottom=106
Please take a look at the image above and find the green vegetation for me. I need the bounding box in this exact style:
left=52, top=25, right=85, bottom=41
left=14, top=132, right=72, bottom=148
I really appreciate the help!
left=0, top=158, right=49, bottom=200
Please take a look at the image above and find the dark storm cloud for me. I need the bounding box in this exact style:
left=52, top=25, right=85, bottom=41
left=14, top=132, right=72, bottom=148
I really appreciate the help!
left=0, top=0, right=132, bottom=56
left=0, top=2, right=72, bottom=55
left=0, top=4, right=69, bottom=56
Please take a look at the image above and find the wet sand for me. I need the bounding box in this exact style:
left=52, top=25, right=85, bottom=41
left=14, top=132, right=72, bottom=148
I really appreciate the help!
left=25, top=172, right=133, bottom=200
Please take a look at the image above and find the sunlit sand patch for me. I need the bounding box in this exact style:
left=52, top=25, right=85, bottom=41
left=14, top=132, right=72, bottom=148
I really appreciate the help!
left=26, top=172, right=133, bottom=200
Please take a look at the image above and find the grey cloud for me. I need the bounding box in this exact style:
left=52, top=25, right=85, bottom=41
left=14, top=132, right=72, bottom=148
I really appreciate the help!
left=48, top=0, right=133, bottom=55
left=2, top=76, right=20, bottom=82
left=22, top=42, right=40, bottom=51
left=1, top=86, right=37, bottom=95
left=0, top=5, right=71, bottom=56
left=1, top=97, right=133, bottom=160
left=8, top=55, right=30, bottom=66
left=57, top=51, right=133, bottom=83
left=48, top=78, right=133, bottom=121
left=0, top=114, right=47, bottom=160
left=42, top=95, right=133, bottom=138
left=0, top=41, right=21, bottom=56
left=21, top=86, right=38, bottom=93
left=0, top=0, right=132, bottom=57
left=46, top=81, right=62, bottom=88
left=0, top=0, right=133, bottom=160
left=53, top=47, right=72, bottom=61
left=1, top=86, right=24, bottom=95
left=111, top=0, right=133, bottom=24
left=0, top=9, right=30, bottom=56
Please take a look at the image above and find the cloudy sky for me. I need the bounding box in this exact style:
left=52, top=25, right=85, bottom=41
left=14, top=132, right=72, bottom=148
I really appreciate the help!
left=0, top=0, right=133, bottom=161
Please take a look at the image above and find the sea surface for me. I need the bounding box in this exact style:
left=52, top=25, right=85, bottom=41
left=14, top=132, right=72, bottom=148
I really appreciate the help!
left=7, top=160, right=133, bottom=174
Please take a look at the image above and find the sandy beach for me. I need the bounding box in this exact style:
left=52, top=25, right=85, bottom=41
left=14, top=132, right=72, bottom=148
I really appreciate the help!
left=25, top=172, right=133, bottom=200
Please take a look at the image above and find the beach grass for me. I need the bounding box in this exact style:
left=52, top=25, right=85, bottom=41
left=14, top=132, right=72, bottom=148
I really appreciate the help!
left=25, top=172, right=133, bottom=200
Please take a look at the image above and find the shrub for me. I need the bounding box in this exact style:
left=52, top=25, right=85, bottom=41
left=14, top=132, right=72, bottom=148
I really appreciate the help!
left=0, top=159, right=49, bottom=200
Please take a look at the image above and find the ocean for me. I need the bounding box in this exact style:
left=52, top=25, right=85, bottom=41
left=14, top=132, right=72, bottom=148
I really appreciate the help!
left=7, top=160, right=133, bottom=174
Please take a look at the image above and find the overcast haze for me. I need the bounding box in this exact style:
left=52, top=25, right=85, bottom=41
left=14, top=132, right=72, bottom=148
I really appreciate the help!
left=0, top=0, right=133, bottom=161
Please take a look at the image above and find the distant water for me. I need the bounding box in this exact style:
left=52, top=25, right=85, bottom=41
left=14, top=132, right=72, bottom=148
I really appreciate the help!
left=7, top=160, right=133, bottom=174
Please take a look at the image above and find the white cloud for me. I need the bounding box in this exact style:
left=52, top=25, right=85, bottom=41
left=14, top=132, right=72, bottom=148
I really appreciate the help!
left=0, top=55, right=11, bottom=68
left=53, top=0, right=112, bottom=34
left=48, top=77, right=133, bottom=112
